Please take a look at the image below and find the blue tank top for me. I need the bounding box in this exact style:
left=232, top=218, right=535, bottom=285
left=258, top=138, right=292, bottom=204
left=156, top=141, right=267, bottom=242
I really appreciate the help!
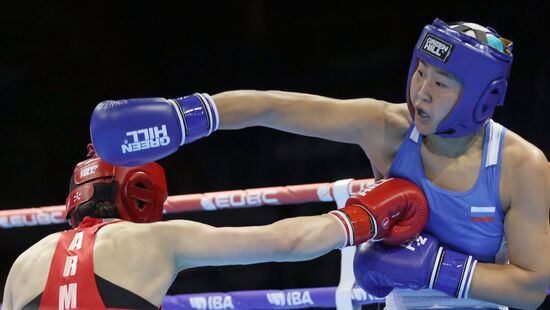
left=388, top=120, right=506, bottom=263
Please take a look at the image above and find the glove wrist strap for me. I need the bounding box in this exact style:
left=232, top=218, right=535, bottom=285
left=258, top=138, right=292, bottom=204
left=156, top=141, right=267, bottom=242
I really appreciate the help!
left=432, top=248, right=477, bottom=298
left=330, top=205, right=375, bottom=247
left=171, top=93, right=219, bottom=145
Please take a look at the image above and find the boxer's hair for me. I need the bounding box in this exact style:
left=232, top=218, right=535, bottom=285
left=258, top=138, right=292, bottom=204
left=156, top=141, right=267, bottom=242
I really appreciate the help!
left=71, top=201, right=120, bottom=226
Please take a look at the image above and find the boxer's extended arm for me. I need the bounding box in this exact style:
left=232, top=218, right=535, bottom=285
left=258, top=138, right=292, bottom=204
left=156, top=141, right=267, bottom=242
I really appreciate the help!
left=156, top=214, right=345, bottom=270
left=91, top=90, right=406, bottom=166
left=468, top=147, right=550, bottom=309
left=157, top=177, right=427, bottom=270
left=213, top=90, right=392, bottom=145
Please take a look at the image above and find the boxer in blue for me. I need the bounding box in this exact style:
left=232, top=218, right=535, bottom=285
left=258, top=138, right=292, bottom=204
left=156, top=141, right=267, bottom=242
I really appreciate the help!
left=89, top=19, right=549, bottom=309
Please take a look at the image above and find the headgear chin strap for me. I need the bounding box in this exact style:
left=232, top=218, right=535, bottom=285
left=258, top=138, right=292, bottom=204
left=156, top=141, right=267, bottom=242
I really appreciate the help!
left=65, top=147, right=167, bottom=227
left=406, top=18, right=513, bottom=138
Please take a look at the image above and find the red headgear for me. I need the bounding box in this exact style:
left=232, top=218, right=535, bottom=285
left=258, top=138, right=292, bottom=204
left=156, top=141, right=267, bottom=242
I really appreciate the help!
left=65, top=145, right=167, bottom=227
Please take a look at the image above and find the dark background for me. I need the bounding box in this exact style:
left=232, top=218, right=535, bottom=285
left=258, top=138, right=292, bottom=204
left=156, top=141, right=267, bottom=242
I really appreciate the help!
left=1, top=1, right=549, bottom=308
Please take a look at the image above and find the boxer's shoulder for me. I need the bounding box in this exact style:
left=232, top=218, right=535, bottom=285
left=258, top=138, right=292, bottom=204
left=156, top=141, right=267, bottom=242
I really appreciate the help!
left=16, top=231, right=61, bottom=264
left=501, top=130, right=547, bottom=179
left=91, top=221, right=167, bottom=270
left=500, top=129, right=549, bottom=210
left=358, top=101, right=410, bottom=134
left=94, top=221, right=164, bottom=248
left=385, top=103, right=412, bottom=147
left=359, top=102, right=410, bottom=174
left=351, top=99, right=409, bottom=135
left=385, top=102, right=412, bottom=126
left=95, top=221, right=182, bottom=262
left=92, top=222, right=175, bottom=304
left=6, top=232, right=62, bottom=306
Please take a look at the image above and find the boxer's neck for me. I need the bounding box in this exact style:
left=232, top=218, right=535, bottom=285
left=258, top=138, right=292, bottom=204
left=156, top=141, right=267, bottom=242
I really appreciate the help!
left=424, top=129, right=484, bottom=158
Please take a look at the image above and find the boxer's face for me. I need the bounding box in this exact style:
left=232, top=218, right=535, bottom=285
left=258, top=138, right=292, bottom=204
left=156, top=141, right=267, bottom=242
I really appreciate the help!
left=409, top=59, right=463, bottom=135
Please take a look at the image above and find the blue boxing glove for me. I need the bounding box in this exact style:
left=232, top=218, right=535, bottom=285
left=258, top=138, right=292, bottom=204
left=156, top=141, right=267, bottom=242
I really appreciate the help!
left=353, top=233, right=478, bottom=299
left=90, top=93, right=219, bottom=166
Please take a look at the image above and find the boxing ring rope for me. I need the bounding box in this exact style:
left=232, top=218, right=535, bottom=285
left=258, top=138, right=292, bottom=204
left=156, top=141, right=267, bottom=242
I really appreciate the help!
left=162, top=286, right=383, bottom=309
left=0, top=179, right=376, bottom=228
left=1, top=178, right=548, bottom=309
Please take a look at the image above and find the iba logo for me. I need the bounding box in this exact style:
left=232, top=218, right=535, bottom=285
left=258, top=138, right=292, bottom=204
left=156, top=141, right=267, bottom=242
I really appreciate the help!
left=189, top=295, right=234, bottom=310
left=266, top=291, right=314, bottom=306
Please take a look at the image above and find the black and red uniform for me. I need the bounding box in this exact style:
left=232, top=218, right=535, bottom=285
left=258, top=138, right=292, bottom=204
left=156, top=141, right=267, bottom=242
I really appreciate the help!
left=24, top=217, right=159, bottom=309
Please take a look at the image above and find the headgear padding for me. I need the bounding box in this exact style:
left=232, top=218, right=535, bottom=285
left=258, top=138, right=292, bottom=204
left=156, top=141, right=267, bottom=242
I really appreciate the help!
left=406, top=19, right=513, bottom=138
left=66, top=149, right=167, bottom=227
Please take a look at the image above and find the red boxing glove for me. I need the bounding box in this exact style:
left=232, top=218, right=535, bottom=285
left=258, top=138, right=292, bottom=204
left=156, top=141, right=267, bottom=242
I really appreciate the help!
left=330, top=178, right=429, bottom=247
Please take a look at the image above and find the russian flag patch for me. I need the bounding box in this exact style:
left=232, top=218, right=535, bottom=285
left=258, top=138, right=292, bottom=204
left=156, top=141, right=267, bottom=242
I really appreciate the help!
left=470, top=206, right=496, bottom=222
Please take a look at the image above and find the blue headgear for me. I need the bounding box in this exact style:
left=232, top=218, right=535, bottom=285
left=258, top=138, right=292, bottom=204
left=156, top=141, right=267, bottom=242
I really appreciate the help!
left=406, top=19, right=513, bottom=138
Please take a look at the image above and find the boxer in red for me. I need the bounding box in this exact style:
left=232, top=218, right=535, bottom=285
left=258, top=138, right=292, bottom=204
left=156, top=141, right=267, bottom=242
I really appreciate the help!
left=2, top=145, right=428, bottom=310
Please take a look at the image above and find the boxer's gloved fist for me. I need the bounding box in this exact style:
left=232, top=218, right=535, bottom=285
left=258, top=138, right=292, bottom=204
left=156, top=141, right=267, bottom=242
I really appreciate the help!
left=330, top=178, right=428, bottom=247
left=90, top=93, right=219, bottom=166
left=353, top=233, right=478, bottom=299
